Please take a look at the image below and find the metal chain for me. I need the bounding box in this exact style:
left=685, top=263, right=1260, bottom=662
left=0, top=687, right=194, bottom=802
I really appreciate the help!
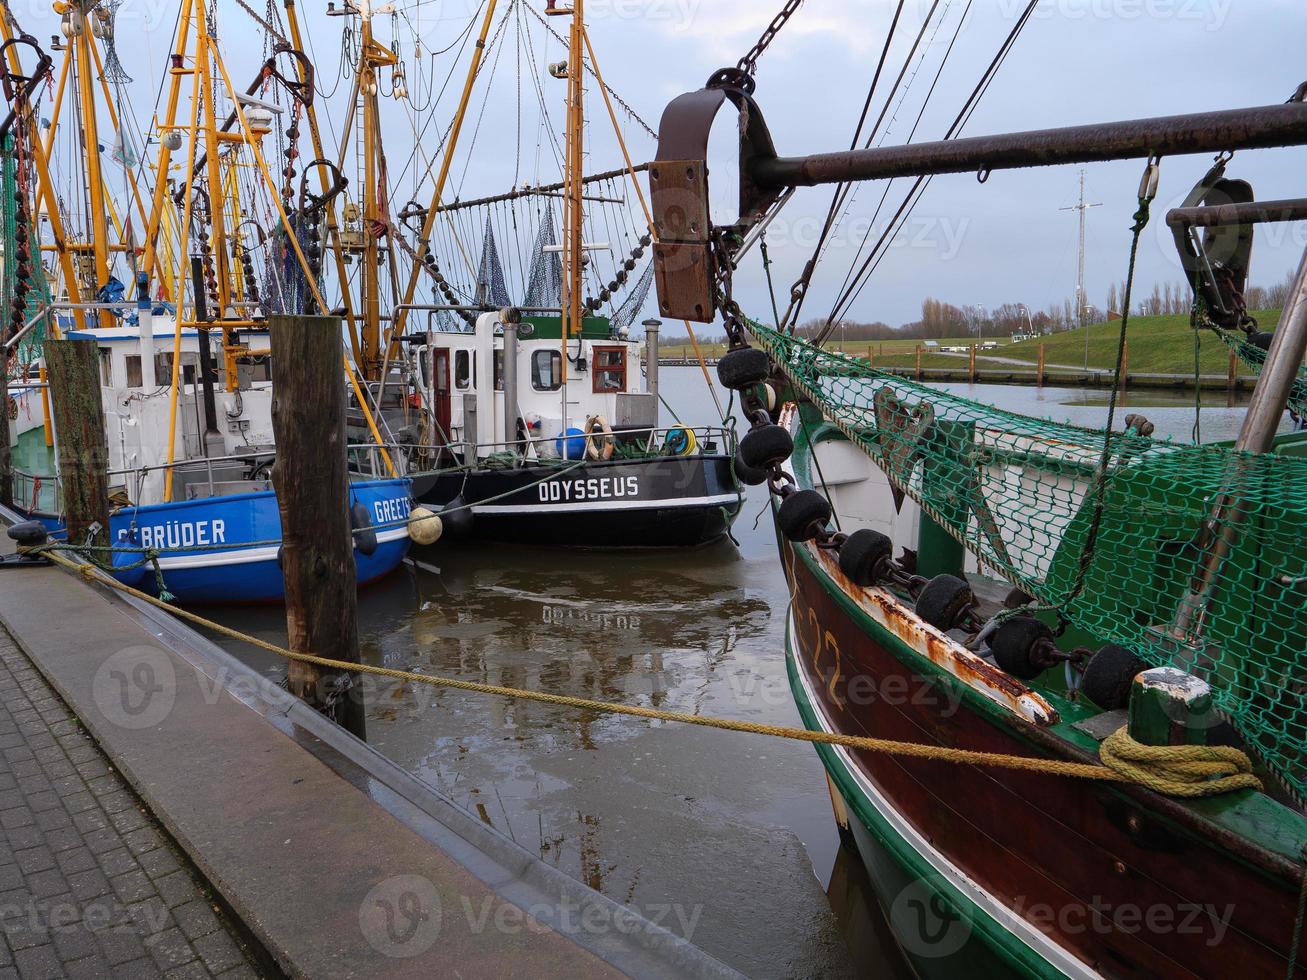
left=232, top=0, right=292, bottom=49
left=737, top=0, right=806, bottom=77
left=522, top=2, right=656, bottom=139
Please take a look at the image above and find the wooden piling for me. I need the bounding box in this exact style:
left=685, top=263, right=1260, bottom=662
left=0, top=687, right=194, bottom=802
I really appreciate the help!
left=0, top=355, right=10, bottom=508
left=915, top=344, right=923, bottom=381
left=1228, top=348, right=1238, bottom=391
left=1121, top=340, right=1129, bottom=389
left=45, top=339, right=110, bottom=549
left=969, top=344, right=977, bottom=383
left=1037, top=343, right=1046, bottom=387
left=268, top=314, right=366, bottom=739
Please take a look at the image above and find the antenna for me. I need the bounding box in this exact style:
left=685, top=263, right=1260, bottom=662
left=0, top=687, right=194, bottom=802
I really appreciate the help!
left=1059, top=169, right=1101, bottom=369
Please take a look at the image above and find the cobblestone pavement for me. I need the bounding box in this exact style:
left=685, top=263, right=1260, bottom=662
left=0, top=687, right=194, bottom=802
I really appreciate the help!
left=0, top=628, right=271, bottom=979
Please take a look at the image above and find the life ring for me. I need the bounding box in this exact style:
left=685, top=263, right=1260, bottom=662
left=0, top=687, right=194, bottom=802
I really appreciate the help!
left=584, top=415, right=616, bottom=461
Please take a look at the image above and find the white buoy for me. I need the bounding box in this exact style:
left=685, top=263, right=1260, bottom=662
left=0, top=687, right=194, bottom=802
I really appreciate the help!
left=408, top=506, right=442, bottom=546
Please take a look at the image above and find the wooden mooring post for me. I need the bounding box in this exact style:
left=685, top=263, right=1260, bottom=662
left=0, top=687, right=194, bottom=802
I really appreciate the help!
left=268, top=314, right=366, bottom=739
left=915, top=344, right=923, bottom=381
left=1121, top=340, right=1129, bottom=389
left=0, top=352, right=10, bottom=508
left=45, top=339, right=110, bottom=549
left=969, top=344, right=977, bottom=383
left=1228, top=348, right=1238, bottom=391
left=1037, top=342, right=1046, bottom=387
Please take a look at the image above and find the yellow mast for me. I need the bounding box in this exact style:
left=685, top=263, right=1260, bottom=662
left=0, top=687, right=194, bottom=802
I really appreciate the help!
left=140, top=0, right=196, bottom=299
left=565, top=0, right=585, bottom=343
left=390, top=0, right=500, bottom=341
left=282, top=0, right=364, bottom=366
left=69, top=3, right=112, bottom=326
left=356, top=0, right=397, bottom=382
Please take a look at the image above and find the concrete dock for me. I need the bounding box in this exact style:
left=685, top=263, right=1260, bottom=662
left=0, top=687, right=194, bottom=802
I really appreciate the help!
left=0, top=510, right=742, bottom=979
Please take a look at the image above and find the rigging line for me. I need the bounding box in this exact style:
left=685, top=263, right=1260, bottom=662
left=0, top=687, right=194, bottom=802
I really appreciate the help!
left=389, top=0, right=487, bottom=191
left=824, top=0, right=970, bottom=314
left=818, top=0, right=1040, bottom=339
left=451, top=0, right=513, bottom=201
left=784, top=0, right=929, bottom=330
left=810, top=0, right=946, bottom=294
left=520, top=7, right=566, bottom=180
left=522, top=0, right=655, bottom=140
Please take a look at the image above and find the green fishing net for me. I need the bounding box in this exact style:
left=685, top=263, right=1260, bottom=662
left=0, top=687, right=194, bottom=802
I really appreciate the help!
left=751, top=319, right=1307, bottom=803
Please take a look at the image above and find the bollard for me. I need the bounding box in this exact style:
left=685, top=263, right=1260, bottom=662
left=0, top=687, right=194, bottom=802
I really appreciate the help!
left=268, top=314, right=367, bottom=740
left=1037, top=342, right=1046, bottom=387
left=1127, top=667, right=1213, bottom=746
left=45, top=339, right=110, bottom=549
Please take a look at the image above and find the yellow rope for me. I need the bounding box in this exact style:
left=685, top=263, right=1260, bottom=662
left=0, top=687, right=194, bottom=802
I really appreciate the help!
left=40, top=551, right=1260, bottom=796
left=1099, top=727, right=1263, bottom=798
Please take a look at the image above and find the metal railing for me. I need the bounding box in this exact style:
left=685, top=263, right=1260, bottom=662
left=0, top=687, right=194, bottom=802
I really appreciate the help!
left=379, top=424, right=738, bottom=473
left=9, top=444, right=400, bottom=516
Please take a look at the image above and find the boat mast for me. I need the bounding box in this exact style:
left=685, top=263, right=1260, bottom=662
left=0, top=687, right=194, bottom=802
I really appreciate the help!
left=68, top=4, right=114, bottom=327
left=354, top=0, right=396, bottom=382
left=550, top=0, right=586, bottom=426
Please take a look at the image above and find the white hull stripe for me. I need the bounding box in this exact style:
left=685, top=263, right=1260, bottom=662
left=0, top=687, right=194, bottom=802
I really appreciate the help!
left=472, top=492, right=741, bottom=515
left=788, top=614, right=1100, bottom=980
left=151, top=528, right=409, bottom=571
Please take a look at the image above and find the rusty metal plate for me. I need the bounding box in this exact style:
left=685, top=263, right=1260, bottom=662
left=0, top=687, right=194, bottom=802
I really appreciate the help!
left=653, top=242, right=714, bottom=323
left=649, top=160, right=711, bottom=244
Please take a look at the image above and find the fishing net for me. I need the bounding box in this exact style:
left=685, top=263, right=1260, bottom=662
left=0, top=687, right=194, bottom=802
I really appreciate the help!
left=1215, top=329, right=1307, bottom=420
left=3, top=134, right=49, bottom=374
left=750, top=318, right=1307, bottom=802
left=475, top=218, right=512, bottom=310
left=524, top=203, right=562, bottom=309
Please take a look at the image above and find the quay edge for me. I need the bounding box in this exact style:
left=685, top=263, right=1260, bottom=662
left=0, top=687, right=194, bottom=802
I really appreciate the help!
left=0, top=505, right=744, bottom=980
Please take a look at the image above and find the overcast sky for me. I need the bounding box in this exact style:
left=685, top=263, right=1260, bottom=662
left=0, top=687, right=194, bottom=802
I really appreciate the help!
left=19, top=0, right=1307, bottom=329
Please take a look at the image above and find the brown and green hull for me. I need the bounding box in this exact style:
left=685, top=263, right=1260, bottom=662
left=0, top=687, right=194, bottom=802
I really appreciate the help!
left=781, top=535, right=1307, bottom=979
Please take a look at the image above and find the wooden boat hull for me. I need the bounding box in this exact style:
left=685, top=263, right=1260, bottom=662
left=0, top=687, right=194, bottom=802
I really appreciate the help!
left=411, top=454, right=743, bottom=548
left=779, top=533, right=1307, bottom=979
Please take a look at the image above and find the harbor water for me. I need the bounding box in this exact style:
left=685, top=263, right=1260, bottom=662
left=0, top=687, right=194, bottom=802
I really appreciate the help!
left=206, top=368, right=1278, bottom=978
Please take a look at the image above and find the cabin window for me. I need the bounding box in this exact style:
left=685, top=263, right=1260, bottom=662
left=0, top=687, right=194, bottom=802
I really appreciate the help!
left=155, top=352, right=198, bottom=386
left=124, top=355, right=143, bottom=388
left=532, top=350, right=561, bottom=391
left=237, top=355, right=272, bottom=384
left=494, top=349, right=504, bottom=391
left=98, top=348, right=113, bottom=386
left=592, top=346, right=626, bottom=393
left=455, top=350, right=474, bottom=390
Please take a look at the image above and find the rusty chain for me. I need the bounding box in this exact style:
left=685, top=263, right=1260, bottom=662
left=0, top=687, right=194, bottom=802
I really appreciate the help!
left=736, top=0, right=806, bottom=78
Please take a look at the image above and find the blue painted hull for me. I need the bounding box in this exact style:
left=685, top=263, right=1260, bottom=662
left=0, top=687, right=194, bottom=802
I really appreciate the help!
left=21, top=479, right=413, bottom=604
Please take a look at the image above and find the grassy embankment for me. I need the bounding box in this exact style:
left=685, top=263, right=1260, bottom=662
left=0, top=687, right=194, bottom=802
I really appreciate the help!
left=867, top=311, right=1282, bottom=376
left=658, top=311, right=1284, bottom=376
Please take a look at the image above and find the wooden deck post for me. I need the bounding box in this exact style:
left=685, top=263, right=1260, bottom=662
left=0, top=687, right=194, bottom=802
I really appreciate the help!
left=45, top=339, right=110, bottom=550
left=969, top=344, right=977, bottom=382
left=268, top=314, right=366, bottom=740
left=915, top=344, right=923, bottom=381
left=1037, top=342, right=1046, bottom=387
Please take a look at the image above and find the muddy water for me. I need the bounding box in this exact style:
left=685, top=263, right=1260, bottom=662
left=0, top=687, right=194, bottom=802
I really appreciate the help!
left=209, top=369, right=1274, bottom=978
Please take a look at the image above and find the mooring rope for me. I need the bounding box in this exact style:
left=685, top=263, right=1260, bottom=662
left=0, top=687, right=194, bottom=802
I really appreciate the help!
left=33, top=549, right=1263, bottom=797
left=1099, top=727, right=1262, bottom=798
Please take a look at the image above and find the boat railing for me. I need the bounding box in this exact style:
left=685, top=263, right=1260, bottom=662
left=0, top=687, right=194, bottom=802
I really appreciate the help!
left=387, top=423, right=738, bottom=473
left=9, top=445, right=400, bottom=515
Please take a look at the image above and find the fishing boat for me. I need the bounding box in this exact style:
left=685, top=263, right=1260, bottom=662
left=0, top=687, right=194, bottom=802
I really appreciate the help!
left=652, top=6, right=1307, bottom=974
left=0, top=3, right=412, bottom=602
left=319, top=0, right=742, bottom=548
